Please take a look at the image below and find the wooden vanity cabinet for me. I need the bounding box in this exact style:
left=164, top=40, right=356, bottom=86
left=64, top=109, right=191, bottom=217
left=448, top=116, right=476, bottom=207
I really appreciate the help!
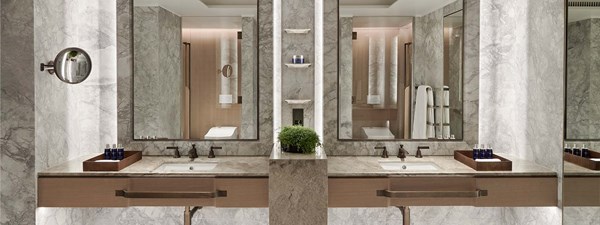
left=563, top=177, right=600, bottom=206
left=328, top=176, right=558, bottom=207
left=38, top=177, right=268, bottom=208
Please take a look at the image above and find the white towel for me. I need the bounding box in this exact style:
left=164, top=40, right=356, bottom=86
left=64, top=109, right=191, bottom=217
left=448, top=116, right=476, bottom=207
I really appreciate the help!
left=442, top=86, right=450, bottom=139
left=426, top=88, right=435, bottom=139
left=412, top=85, right=434, bottom=139
left=591, top=158, right=600, bottom=162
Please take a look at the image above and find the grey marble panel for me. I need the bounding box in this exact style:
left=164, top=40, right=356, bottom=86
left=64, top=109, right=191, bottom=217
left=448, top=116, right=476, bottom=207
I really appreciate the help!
left=133, top=6, right=182, bottom=139
left=413, top=8, right=443, bottom=91
left=241, top=17, right=258, bottom=139
left=117, top=0, right=273, bottom=155
left=281, top=0, right=315, bottom=128
left=1, top=1, right=35, bottom=224
left=338, top=17, right=353, bottom=139
left=566, top=18, right=600, bottom=140
left=462, top=0, right=479, bottom=146
left=269, top=157, right=328, bottom=225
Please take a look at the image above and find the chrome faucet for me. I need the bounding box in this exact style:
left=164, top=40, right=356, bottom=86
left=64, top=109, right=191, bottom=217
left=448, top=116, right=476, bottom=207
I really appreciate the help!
left=208, top=146, right=221, bottom=158
left=398, top=144, right=409, bottom=161
left=188, top=144, right=198, bottom=160
left=416, top=146, right=428, bottom=158
left=375, top=146, right=389, bottom=158
left=167, top=146, right=180, bottom=158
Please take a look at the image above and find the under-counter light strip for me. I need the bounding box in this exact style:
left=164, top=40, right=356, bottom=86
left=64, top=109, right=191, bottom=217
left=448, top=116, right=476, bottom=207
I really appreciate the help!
left=273, top=0, right=282, bottom=143
left=314, top=0, right=324, bottom=142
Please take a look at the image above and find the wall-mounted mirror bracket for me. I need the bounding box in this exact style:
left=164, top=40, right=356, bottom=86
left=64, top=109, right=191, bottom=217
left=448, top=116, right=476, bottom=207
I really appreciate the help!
left=40, top=61, right=55, bottom=74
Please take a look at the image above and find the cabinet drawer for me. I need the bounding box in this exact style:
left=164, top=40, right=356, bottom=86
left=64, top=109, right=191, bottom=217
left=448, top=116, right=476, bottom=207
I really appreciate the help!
left=563, top=177, right=600, bottom=206
left=126, top=178, right=216, bottom=206
left=328, top=178, right=388, bottom=207
left=215, top=178, right=268, bottom=207
left=475, top=177, right=557, bottom=207
left=38, top=177, right=128, bottom=207
left=388, top=177, right=477, bottom=206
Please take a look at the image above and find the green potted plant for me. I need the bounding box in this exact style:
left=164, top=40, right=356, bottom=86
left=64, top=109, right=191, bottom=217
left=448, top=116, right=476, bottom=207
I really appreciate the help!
left=278, top=126, right=321, bottom=154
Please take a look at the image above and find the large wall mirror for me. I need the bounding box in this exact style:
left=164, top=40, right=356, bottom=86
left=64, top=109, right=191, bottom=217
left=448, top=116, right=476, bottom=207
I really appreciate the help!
left=132, top=0, right=258, bottom=140
left=338, top=1, right=464, bottom=140
left=564, top=2, right=600, bottom=223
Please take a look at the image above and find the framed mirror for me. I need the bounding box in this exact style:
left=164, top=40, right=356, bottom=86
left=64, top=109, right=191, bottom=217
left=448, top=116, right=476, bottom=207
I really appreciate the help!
left=132, top=0, right=258, bottom=140
left=338, top=1, right=464, bottom=141
left=563, top=2, right=600, bottom=223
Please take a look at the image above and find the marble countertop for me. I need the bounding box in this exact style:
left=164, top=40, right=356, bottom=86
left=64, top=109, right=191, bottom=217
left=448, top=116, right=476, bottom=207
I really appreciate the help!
left=38, top=155, right=270, bottom=177
left=38, top=154, right=557, bottom=178
left=564, top=161, right=600, bottom=177
left=328, top=155, right=557, bottom=177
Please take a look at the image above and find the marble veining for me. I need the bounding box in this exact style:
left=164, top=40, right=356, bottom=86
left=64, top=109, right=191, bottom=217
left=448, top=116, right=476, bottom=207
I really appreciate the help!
left=133, top=6, right=182, bottom=139
left=241, top=16, right=258, bottom=139
left=566, top=18, right=600, bottom=140
left=1, top=0, right=35, bottom=224
left=280, top=0, right=315, bottom=128
left=269, top=150, right=328, bottom=225
left=338, top=17, right=353, bottom=139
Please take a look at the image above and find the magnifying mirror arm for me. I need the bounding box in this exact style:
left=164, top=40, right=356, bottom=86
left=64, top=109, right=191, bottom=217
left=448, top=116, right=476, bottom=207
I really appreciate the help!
left=40, top=61, right=55, bottom=74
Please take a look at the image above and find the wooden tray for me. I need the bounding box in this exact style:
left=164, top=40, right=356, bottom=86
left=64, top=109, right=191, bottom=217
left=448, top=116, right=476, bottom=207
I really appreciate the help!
left=83, top=151, right=142, bottom=171
left=564, top=149, right=600, bottom=170
left=454, top=150, right=512, bottom=171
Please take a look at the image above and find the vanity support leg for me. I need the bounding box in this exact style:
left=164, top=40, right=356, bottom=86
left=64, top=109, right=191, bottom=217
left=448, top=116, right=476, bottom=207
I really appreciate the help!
left=184, top=206, right=202, bottom=225
left=398, top=206, right=410, bottom=225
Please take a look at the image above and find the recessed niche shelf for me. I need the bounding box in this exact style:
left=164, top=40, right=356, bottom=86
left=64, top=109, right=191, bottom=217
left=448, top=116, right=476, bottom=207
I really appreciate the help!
left=284, top=29, right=311, bottom=34
left=285, top=99, right=312, bottom=105
left=285, top=63, right=312, bottom=68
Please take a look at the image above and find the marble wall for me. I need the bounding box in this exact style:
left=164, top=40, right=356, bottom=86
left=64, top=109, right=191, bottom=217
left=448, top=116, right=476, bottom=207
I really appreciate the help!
left=280, top=0, right=315, bottom=128
left=241, top=17, right=258, bottom=139
left=565, top=18, right=600, bottom=140
left=1, top=0, right=35, bottom=224
left=479, top=0, right=564, bottom=224
left=338, top=17, right=352, bottom=139
left=133, top=6, right=182, bottom=139
left=34, top=0, right=118, bottom=224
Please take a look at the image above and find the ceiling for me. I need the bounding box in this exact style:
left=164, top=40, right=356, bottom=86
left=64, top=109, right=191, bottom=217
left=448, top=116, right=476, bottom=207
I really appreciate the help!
left=134, top=0, right=457, bottom=17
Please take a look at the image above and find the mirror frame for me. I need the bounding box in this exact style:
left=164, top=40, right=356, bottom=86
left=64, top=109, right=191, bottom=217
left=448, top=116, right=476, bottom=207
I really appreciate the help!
left=130, top=2, right=261, bottom=141
left=336, top=5, right=466, bottom=142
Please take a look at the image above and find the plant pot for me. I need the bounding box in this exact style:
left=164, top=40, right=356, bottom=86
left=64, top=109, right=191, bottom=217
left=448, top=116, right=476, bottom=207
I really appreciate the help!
left=282, top=145, right=303, bottom=153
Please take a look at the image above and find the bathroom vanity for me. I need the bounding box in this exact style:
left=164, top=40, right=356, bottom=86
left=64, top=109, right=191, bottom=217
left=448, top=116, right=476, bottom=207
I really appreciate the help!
left=38, top=154, right=557, bottom=209
left=38, top=156, right=269, bottom=208
left=327, top=156, right=557, bottom=207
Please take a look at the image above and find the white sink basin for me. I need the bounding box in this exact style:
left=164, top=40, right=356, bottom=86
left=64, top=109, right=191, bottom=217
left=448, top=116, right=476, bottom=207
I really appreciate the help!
left=378, top=161, right=440, bottom=171
left=154, top=162, right=218, bottom=172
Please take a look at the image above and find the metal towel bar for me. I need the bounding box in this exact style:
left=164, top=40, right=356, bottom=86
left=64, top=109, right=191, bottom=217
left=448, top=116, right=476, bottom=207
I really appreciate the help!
left=115, top=190, right=227, bottom=198
left=376, top=189, right=488, bottom=198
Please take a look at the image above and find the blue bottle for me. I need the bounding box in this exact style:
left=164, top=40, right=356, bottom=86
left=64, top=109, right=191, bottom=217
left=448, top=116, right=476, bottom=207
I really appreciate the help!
left=582, top=144, right=590, bottom=158
left=564, top=144, right=572, bottom=154
left=485, top=145, right=493, bottom=159
left=117, top=144, right=125, bottom=160
left=573, top=144, right=581, bottom=157
left=472, top=144, right=480, bottom=160
left=103, top=144, right=112, bottom=159
left=111, top=144, right=118, bottom=160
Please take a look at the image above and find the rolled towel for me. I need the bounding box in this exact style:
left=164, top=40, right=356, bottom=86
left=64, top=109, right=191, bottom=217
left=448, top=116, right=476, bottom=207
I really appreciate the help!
left=591, top=158, right=600, bottom=162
